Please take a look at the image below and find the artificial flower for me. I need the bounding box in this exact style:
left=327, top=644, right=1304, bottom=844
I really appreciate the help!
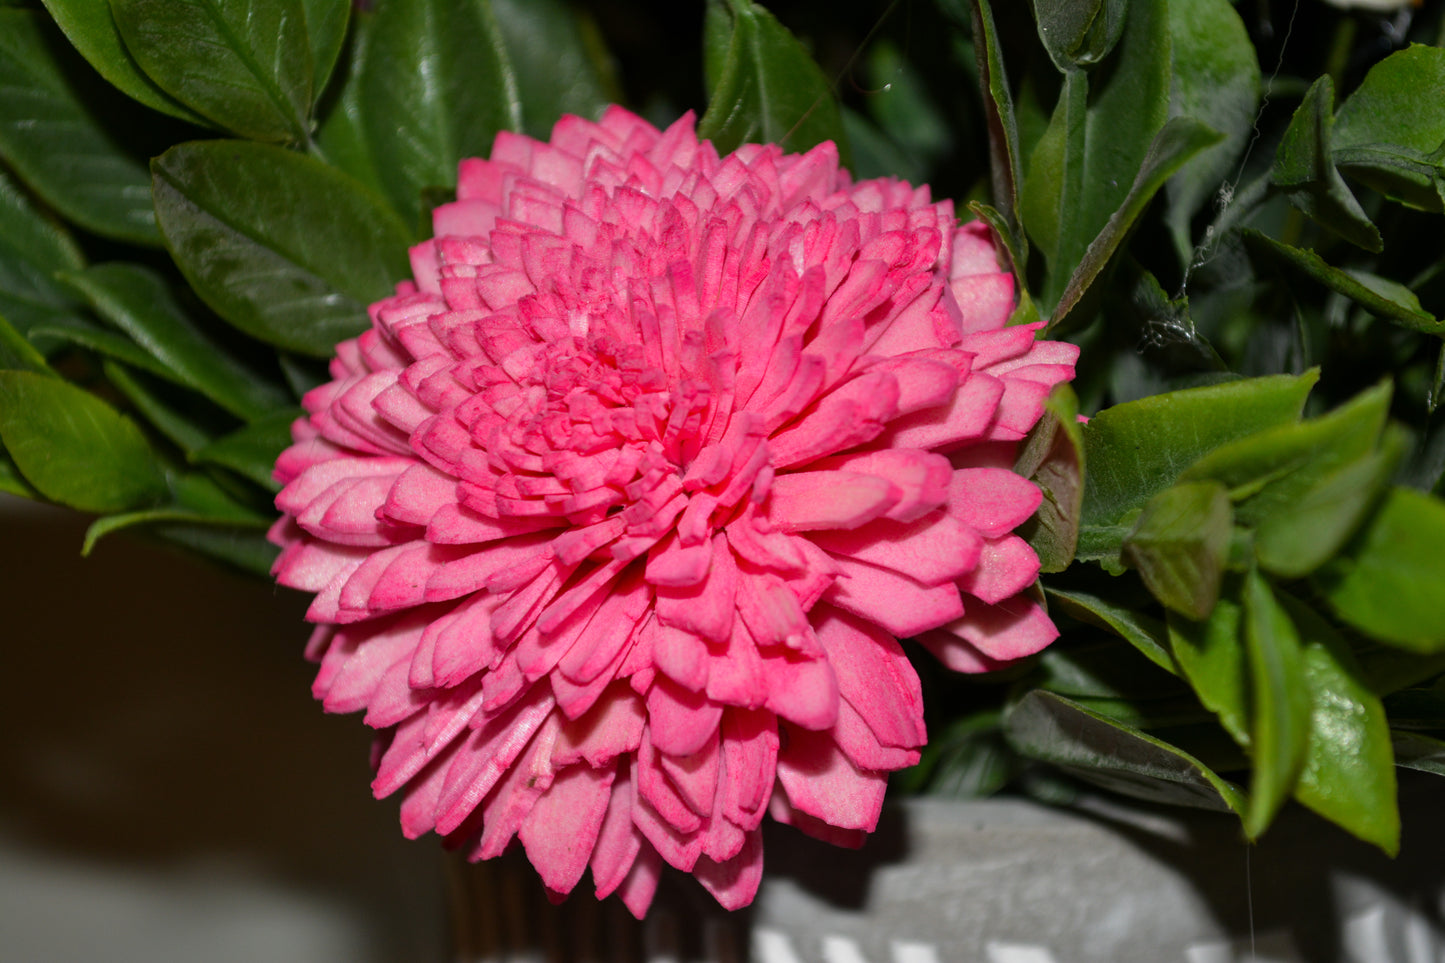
left=270, top=106, right=1077, bottom=915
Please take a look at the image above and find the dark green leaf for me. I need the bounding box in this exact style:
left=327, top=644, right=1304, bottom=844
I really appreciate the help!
left=153, top=520, right=279, bottom=577
left=313, top=7, right=385, bottom=197
left=1035, top=637, right=1185, bottom=701
left=491, top=0, right=612, bottom=139
left=0, top=312, right=53, bottom=374
left=1281, top=594, right=1398, bottom=855
left=1123, top=480, right=1232, bottom=619
left=83, top=467, right=271, bottom=554
left=0, top=369, right=166, bottom=511
left=29, top=319, right=178, bottom=382
left=1320, top=487, right=1445, bottom=652
left=1031, top=0, right=1127, bottom=72
left=1163, top=0, right=1259, bottom=266
left=1392, top=731, right=1445, bottom=778
left=1241, top=567, right=1310, bottom=838
left=192, top=408, right=299, bottom=491
left=1052, top=117, right=1222, bottom=328
left=1004, top=690, right=1246, bottom=815
left=901, top=711, right=1014, bottom=798
left=0, top=444, right=38, bottom=498
left=1333, top=44, right=1445, bottom=212
left=58, top=263, right=290, bottom=420
left=110, top=0, right=313, bottom=143
left=360, top=0, right=521, bottom=227
left=102, top=360, right=215, bottom=453
left=0, top=10, right=159, bottom=244
left=1046, top=586, right=1176, bottom=674
left=971, top=0, right=1025, bottom=243
left=698, top=0, right=850, bottom=166
left=1271, top=76, right=1381, bottom=251
left=1168, top=590, right=1249, bottom=746
left=302, top=0, right=349, bottom=98
left=152, top=139, right=413, bottom=356
left=40, top=0, right=210, bottom=123
left=0, top=166, right=88, bottom=339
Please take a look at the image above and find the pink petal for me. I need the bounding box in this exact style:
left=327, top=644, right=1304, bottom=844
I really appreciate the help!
left=519, top=763, right=615, bottom=894
left=775, top=725, right=887, bottom=832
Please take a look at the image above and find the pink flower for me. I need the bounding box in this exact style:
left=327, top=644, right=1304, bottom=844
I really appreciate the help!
left=270, top=107, right=1077, bottom=915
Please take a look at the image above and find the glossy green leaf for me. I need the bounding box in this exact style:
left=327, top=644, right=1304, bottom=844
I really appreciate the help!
left=971, top=0, right=1024, bottom=241
left=109, top=0, right=313, bottom=143
left=0, top=10, right=159, bottom=244
left=192, top=408, right=299, bottom=491
left=0, top=312, right=53, bottom=374
left=1051, top=117, right=1222, bottom=327
left=302, top=0, right=349, bottom=97
left=1168, top=589, right=1249, bottom=747
left=1005, top=690, right=1246, bottom=815
left=1046, top=586, right=1175, bottom=674
left=1180, top=380, right=1392, bottom=526
left=1123, top=480, right=1232, bottom=620
left=59, top=263, right=290, bottom=421
left=360, top=0, right=521, bottom=228
left=1271, top=76, right=1381, bottom=252
left=40, top=0, right=210, bottom=123
left=313, top=7, right=383, bottom=196
left=152, top=140, right=413, bottom=357
left=0, top=369, right=166, bottom=512
left=1333, top=44, right=1445, bottom=212
left=0, top=166, right=88, bottom=339
left=1015, top=384, right=1083, bottom=572
left=698, top=0, right=850, bottom=166
left=1241, top=567, right=1310, bottom=838
left=1079, top=371, right=1317, bottom=554
left=1163, top=0, right=1259, bottom=266
left=1281, top=595, right=1398, bottom=855
left=28, top=319, right=178, bottom=383
left=491, top=0, right=612, bottom=139
left=1320, top=487, right=1445, bottom=652
left=1031, top=0, right=1127, bottom=72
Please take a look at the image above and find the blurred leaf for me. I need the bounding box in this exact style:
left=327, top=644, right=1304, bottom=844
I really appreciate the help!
left=862, top=39, right=950, bottom=179
left=83, top=466, right=271, bottom=554
left=0, top=9, right=159, bottom=244
left=1169, top=590, right=1249, bottom=746
left=110, top=0, right=312, bottom=143
left=1005, top=689, right=1246, bottom=815
left=1271, top=76, right=1381, bottom=252
left=698, top=0, right=850, bottom=166
left=302, top=0, right=349, bottom=97
left=1123, top=480, right=1232, bottom=620
left=102, top=359, right=215, bottom=453
left=1282, top=595, right=1398, bottom=855
left=0, top=444, right=37, bottom=498
left=1243, top=230, right=1443, bottom=335
left=192, top=408, right=299, bottom=491
left=58, top=263, right=290, bottom=421
left=1320, top=487, right=1445, bottom=652
left=1392, top=731, right=1445, bottom=777
left=901, top=711, right=1015, bottom=798
left=1163, top=0, right=1259, bottom=266
left=1036, top=637, right=1185, bottom=701
left=1051, top=117, right=1222, bottom=327
left=152, top=139, right=413, bottom=357
left=1015, top=383, right=1083, bottom=571
left=360, top=0, right=521, bottom=227
left=1047, top=586, right=1176, bottom=674
left=1241, top=567, right=1309, bottom=838
left=0, top=312, right=53, bottom=374
left=491, top=0, right=611, bottom=139
left=40, top=0, right=209, bottom=124
left=0, top=369, right=166, bottom=511
left=152, top=520, right=279, bottom=577
left=971, top=0, right=1024, bottom=244
left=1333, top=44, right=1445, bottom=213
left=1078, top=370, right=1317, bottom=562
left=0, top=167, right=87, bottom=339
left=1031, top=0, right=1127, bottom=72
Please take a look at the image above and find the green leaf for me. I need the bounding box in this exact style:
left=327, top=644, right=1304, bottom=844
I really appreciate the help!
left=1391, top=731, right=1445, bottom=778
left=0, top=369, right=166, bottom=512
left=1014, top=384, right=1083, bottom=571
left=0, top=166, right=88, bottom=340
left=83, top=467, right=271, bottom=554
left=109, top=0, right=313, bottom=143
left=1271, top=76, right=1381, bottom=252
left=102, top=360, right=216, bottom=453
left=901, top=711, right=1014, bottom=798
left=302, top=0, right=349, bottom=98
left=1243, top=230, right=1444, bottom=336
left=1320, top=487, right=1445, bottom=652
left=1036, top=637, right=1185, bottom=701
left=491, top=0, right=612, bottom=139
left=29, top=319, right=179, bottom=382
left=1004, top=689, right=1246, bottom=815
left=698, top=0, right=850, bottom=167
left=1281, top=595, right=1398, bottom=855
left=1031, top=0, right=1127, bottom=72
left=40, top=0, right=210, bottom=124
left=1163, top=0, right=1259, bottom=266
left=58, top=263, right=290, bottom=421
left=0, top=9, right=159, bottom=244
left=1078, top=370, right=1318, bottom=557
left=1051, top=116, right=1222, bottom=328
left=1046, top=586, right=1176, bottom=674
left=152, top=139, right=413, bottom=357
left=1123, top=480, right=1233, bottom=620
left=360, top=0, right=521, bottom=228
left=1168, top=589, right=1249, bottom=747
left=0, top=312, right=53, bottom=374
left=313, top=7, right=384, bottom=197
left=1241, top=567, right=1310, bottom=838
left=153, top=520, right=279, bottom=577
left=192, top=408, right=299, bottom=491
left=971, top=0, right=1024, bottom=241
left=1333, top=44, right=1445, bottom=213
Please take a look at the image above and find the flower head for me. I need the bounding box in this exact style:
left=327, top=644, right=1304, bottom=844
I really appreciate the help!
left=270, top=107, right=1077, bottom=914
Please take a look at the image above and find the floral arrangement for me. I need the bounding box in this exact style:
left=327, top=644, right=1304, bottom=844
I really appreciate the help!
left=3, top=0, right=1445, bottom=919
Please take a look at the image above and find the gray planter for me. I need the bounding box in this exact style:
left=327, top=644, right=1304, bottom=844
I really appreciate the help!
left=450, top=776, right=1445, bottom=963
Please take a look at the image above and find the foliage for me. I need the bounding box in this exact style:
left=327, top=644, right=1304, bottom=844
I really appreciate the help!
left=4, top=0, right=1445, bottom=854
